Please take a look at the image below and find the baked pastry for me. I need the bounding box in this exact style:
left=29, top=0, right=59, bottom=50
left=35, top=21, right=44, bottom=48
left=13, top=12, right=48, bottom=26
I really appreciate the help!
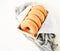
left=31, top=5, right=47, bottom=17
left=25, top=15, right=41, bottom=28
left=20, top=5, right=47, bottom=36
left=20, top=19, right=38, bottom=36
left=28, top=9, right=44, bottom=23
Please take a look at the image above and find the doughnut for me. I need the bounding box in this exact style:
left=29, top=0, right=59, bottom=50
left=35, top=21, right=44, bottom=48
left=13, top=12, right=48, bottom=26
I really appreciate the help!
left=25, top=15, right=41, bottom=28
left=20, top=19, right=38, bottom=36
left=19, top=5, right=48, bottom=36
left=28, top=9, right=44, bottom=23
left=31, top=5, right=47, bottom=17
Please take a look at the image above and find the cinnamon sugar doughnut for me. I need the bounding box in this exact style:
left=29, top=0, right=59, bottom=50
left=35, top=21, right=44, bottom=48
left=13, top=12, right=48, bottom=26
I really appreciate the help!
left=31, top=5, right=47, bottom=17
left=20, top=19, right=38, bottom=36
left=25, top=15, right=41, bottom=28
left=28, top=9, right=44, bottom=23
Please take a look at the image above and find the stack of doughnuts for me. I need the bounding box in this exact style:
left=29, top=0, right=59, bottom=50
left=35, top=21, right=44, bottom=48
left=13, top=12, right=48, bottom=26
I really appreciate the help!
left=19, top=5, right=48, bottom=36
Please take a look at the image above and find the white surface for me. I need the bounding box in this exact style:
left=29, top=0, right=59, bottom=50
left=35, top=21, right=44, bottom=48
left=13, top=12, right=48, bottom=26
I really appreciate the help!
left=0, top=0, right=60, bottom=51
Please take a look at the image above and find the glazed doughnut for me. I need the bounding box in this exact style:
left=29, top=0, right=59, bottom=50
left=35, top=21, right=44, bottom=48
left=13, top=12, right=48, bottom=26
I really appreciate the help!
left=19, top=5, right=48, bottom=36
left=20, top=19, right=38, bottom=36
left=25, top=15, right=41, bottom=28
left=28, top=9, right=44, bottom=23
left=31, top=5, right=47, bottom=17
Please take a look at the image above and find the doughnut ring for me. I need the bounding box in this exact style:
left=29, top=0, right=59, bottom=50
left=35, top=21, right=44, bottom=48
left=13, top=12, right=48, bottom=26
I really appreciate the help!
left=20, top=19, right=38, bottom=36
left=28, top=9, right=45, bottom=23
left=31, top=5, right=47, bottom=17
left=25, top=15, right=41, bottom=28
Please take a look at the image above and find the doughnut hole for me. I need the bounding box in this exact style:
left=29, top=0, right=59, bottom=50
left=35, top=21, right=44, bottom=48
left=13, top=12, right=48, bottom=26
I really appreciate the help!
left=25, top=27, right=30, bottom=32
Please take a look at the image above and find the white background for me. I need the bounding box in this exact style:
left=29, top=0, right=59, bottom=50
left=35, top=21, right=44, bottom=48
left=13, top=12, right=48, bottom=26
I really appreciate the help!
left=0, top=0, right=60, bottom=51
